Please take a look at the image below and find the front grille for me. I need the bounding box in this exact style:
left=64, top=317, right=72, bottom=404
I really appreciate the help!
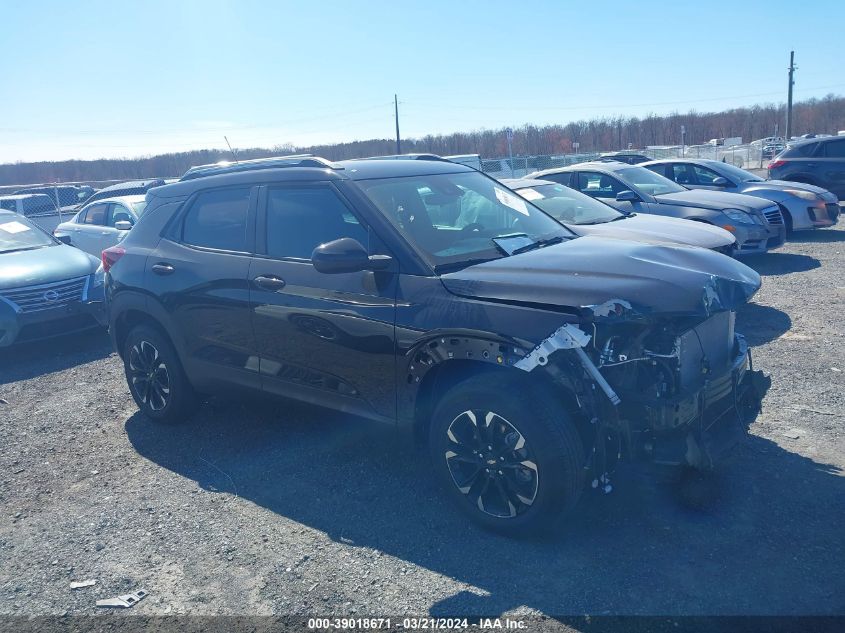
left=0, top=276, right=87, bottom=313
left=762, top=207, right=784, bottom=225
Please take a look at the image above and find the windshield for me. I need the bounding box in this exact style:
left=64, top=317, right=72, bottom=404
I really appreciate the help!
left=131, top=200, right=148, bottom=215
left=712, top=162, right=764, bottom=183
left=617, top=166, right=686, bottom=196
left=0, top=216, right=55, bottom=253
left=357, top=171, right=573, bottom=269
left=516, top=184, right=624, bottom=225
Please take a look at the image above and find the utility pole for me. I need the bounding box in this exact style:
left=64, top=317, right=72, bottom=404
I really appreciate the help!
left=394, top=94, right=401, bottom=154
left=785, top=51, right=795, bottom=141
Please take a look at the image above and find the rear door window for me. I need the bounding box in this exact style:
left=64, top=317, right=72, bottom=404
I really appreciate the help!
left=82, top=203, right=109, bottom=225
left=22, top=196, right=55, bottom=216
left=822, top=140, right=845, bottom=158
left=182, top=187, right=251, bottom=252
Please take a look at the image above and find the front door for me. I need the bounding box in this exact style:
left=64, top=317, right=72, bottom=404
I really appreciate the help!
left=249, top=183, right=397, bottom=423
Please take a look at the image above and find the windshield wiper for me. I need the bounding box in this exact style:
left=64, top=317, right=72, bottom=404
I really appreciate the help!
left=1, top=246, right=43, bottom=254
left=510, top=235, right=565, bottom=255
left=609, top=213, right=634, bottom=221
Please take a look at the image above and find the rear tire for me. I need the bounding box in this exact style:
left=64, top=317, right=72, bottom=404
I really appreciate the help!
left=429, top=373, right=585, bottom=536
left=123, top=325, right=198, bottom=424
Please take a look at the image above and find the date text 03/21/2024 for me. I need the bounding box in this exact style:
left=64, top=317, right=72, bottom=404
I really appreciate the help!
left=307, top=618, right=527, bottom=630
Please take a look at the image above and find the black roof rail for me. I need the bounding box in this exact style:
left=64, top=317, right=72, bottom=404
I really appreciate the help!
left=352, top=153, right=451, bottom=162
left=179, top=155, right=342, bottom=181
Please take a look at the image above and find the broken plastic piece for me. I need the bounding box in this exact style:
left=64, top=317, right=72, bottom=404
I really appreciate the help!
left=96, top=590, right=147, bottom=608
left=514, top=323, right=591, bottom=371
left=70, top=579, right=96, bottom=590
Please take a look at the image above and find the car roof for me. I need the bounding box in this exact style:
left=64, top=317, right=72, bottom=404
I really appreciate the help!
left=337, top=158, right=472, bottom=179
left=97, top=179, right=164, bottom=193
left=532, top=161, right=629, bottom=177
left=500, top=178, right=557, bottom=189
left=0, top=193, right=53, bottom=200
left=180, top=155, right=333, bottom=181
left=82, top=194, right=147, bottom=206
left=151, top=157, right=474, bottom=199
left=640, top=158, right=721, bottom=166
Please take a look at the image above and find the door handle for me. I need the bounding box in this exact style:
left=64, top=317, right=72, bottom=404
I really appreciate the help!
left=253, top=275, right=286, bottom=291
left=151, top=263, right=175, bottom=276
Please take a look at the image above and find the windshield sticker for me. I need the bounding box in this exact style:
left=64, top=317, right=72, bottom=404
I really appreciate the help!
left=519, top=188, right=544, bottom=201
left=0, top=221, right=31, bottom=234
left=494, top=187, right=529, bottom=215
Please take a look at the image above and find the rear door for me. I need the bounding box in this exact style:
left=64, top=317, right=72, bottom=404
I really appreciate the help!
left=819, top=139, right=845, bottom=198
left=71, top=203, right=111, bottom=255
left=249, top=183, right=397, bottom=423
left=148, top=185, right=260, bottom=391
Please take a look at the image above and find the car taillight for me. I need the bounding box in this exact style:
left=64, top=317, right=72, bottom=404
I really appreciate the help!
left=102, top=245, right=126, bottom=273
left=768, top=159, right=787, bottom=170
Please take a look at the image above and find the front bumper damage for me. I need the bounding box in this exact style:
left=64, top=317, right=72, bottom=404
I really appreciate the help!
left=516, top=315, right=769, bottom=476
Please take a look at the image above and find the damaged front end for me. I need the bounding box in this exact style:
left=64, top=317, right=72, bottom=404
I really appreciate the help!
left=515, top=303, right=770, bottom=481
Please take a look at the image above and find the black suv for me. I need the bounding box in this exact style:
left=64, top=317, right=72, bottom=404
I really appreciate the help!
left=768, top=136, right=845, bottom=199
left=105, top=157, right=768, bottom=534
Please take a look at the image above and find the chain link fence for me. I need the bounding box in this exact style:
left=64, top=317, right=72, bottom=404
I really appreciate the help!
left=0, top=178, right=176, bottom=235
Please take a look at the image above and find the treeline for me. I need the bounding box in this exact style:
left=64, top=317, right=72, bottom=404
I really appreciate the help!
left=2, top=94, right=844, bottom=186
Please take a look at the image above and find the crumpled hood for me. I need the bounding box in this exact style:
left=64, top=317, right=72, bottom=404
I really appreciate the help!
left=440, top=236, right=761, bottom=320
left=656, top=189, right=774, bottom=213
left=573, top=213, right=734, bottom=249
left=0, top=244, right=99, bottom=289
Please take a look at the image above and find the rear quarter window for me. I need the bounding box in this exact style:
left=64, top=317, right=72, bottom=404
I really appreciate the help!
left=181, top=187, right=251, bottom=252
left=784, top=143, right=818, bottom=157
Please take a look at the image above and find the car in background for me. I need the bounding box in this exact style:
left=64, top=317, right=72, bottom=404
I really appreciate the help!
left=0, top=210, right=105, bottom=347
left=0, top=193, right=67, bottom=233
left=527, top=162, right=786, bottom=256
left=54, top=195, right=147, bottom=257
left=83, top=179, right=165, bottom=205
left=502, top=178, right=735, bottom=254
left=106, top=156, right=766, bottom=534
left=643, top=158, right=840, bottom=233
left=594, top=151, right=651, bottom=165
left=768, top=136, right=845, bottom=200
left=14, top=184, right=95, bottom=209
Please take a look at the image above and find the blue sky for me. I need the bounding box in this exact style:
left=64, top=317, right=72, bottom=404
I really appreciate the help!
left=1, top=0, right=843, bottom=162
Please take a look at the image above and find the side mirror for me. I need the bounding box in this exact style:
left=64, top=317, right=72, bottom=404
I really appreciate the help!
left=311, top=238, right=392, bottom=274
left=114, top=220, right=133, bottom=231
left=56, top=235, right=72, bottom=245
left=616, top=190, right=639, bottom=202
left=712, top=176, right=729, bottom=187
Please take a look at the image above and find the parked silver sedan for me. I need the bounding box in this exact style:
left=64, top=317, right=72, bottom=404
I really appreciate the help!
left=642, top=158, right=840, bottom=233
left=53, top=195, right=147, bottom=258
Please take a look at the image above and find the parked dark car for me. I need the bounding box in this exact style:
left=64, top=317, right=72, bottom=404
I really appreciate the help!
left=594, top=152, right=652, bottom=165
left=14, top=184, right=94, bottom=209
left=106, top=158, right=767, bottom=534
left=84, top=179, right=166, bottom=205
left=643, top=158, right=840, bottom=233
left=0, top=211, right=105, bottom=346
left=527, top=162, right=786, bottom=255
left=768, top=136, right=845, bottom=199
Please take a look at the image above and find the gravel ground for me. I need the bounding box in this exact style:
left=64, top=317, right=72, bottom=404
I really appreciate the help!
left=1, top=229, right=843, bottom=620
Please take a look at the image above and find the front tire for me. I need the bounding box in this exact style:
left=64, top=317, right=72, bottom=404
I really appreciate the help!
left=429, top=373, right=585, bottom=535
left=123, top=325, right=197, bottom=424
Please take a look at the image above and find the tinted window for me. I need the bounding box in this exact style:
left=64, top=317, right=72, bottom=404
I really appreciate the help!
left=82, top=204, right=108, bottom=225
left=183, top=187, right=251, bottom=251
left=691, top=165, right=723, bottom=185
left=540, top=172, right=570, bottom=186
left=671, top=164, right=695, bottom=185
left=784, top=142, right=817, bottom=157
left=0, top=200, right=16, bottom=212
left=265, top=187, right=368, bottom=260
left=822, top=140, right=845, bottom=158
